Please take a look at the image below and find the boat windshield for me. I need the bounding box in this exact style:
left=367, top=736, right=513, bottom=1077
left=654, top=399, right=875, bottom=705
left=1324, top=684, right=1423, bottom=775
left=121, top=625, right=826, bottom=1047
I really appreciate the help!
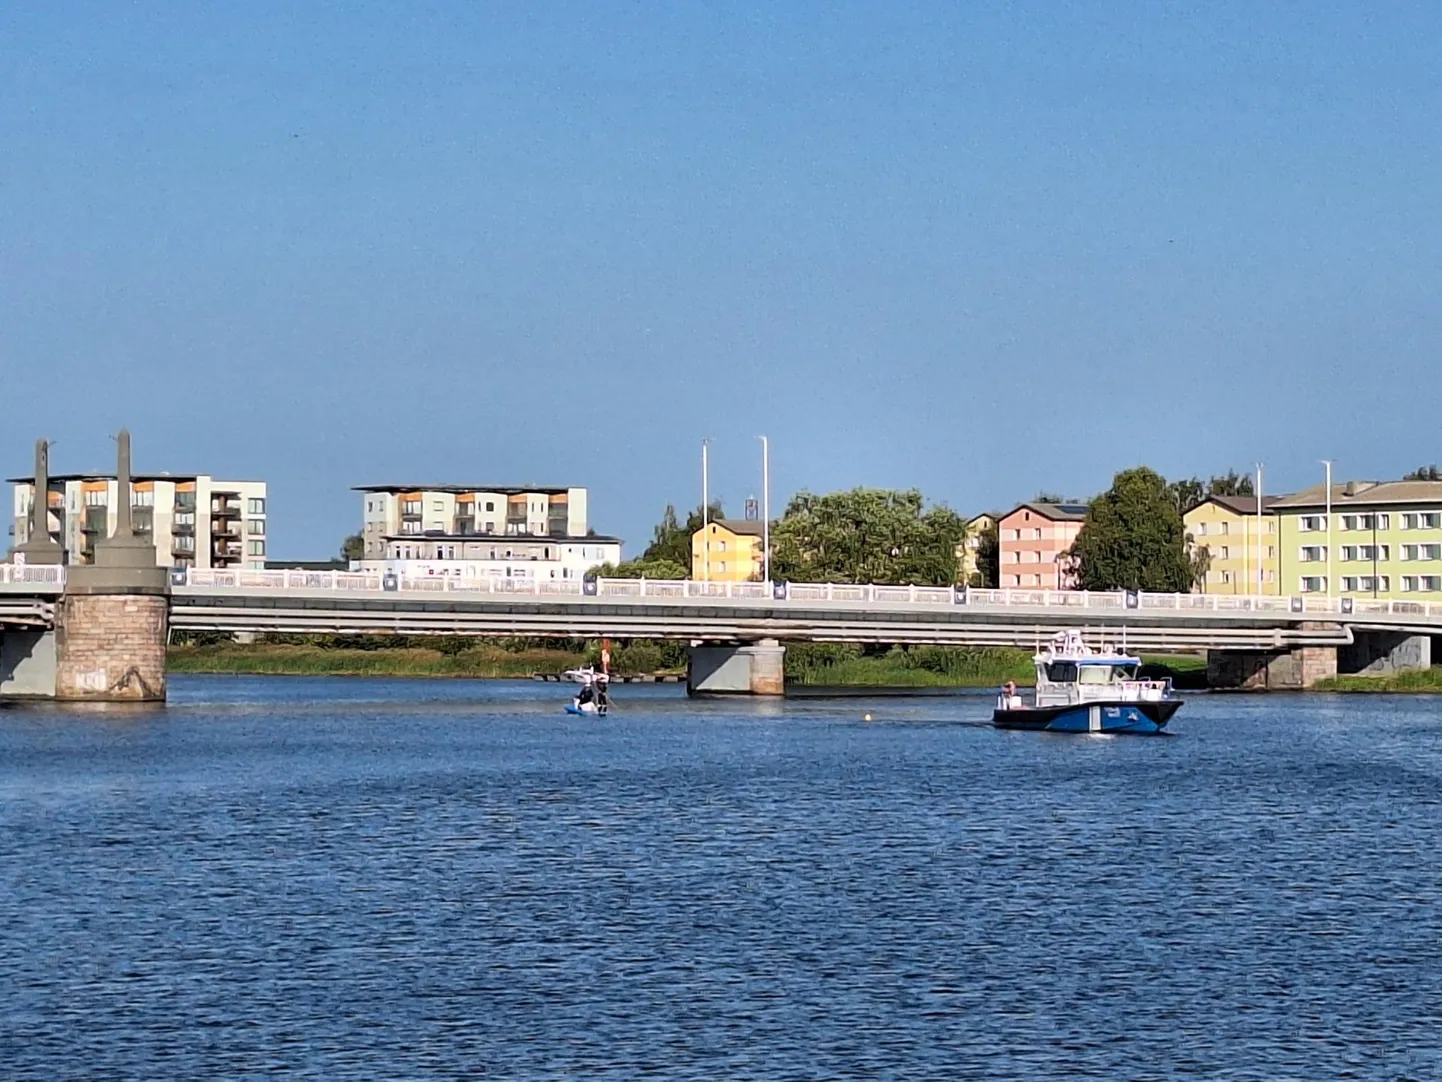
left=1077, top=663, right=1140, bottom=684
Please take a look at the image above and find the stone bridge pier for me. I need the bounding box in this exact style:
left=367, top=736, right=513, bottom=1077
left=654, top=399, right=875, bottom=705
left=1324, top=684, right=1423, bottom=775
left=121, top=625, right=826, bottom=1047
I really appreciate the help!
left=687, top=640, right=786, bottom=696
left=1208, top=624, right=1433, bottom=690
left=2, top=431, right=170, bottom=703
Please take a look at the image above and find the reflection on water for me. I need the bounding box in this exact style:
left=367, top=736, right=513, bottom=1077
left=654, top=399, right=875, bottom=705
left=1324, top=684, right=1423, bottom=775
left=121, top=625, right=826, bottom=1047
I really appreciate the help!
left=3, top=677, right=1441, bottom=1079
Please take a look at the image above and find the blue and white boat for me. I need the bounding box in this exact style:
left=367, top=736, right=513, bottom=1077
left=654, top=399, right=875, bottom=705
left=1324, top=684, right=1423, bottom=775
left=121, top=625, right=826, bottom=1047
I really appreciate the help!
left=993, top=630, right=1182, bottom=734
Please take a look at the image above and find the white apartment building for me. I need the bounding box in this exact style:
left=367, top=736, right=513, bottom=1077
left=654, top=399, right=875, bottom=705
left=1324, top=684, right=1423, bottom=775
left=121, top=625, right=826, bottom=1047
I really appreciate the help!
left=11, top=473, right=268, bottom=570
left=353, top=484, right=619, bottom=580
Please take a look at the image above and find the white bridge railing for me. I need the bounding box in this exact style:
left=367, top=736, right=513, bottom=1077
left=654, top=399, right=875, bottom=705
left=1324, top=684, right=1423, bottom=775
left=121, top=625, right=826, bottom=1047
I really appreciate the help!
left=7, top=562, right=1442, bottom=619
left=0, top=564, right=66, bottom=585
left=156, top=568, right=1442, bottom=620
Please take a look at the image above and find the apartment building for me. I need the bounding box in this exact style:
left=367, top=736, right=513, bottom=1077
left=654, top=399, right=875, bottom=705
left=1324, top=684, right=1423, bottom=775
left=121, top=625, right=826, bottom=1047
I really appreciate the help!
left=10, top=473, right=268, bottom=570
left=691, top=520, right=765, bottom=582
left=353, top=484, right=617, bottom=580
left=1183, top=495, right=1282, bottom=594
left=957, top=512, right=1000, bottom=585
left=997, top=502, right=1088, bottom=589
left=1273, top=480, right=1442, bottom=599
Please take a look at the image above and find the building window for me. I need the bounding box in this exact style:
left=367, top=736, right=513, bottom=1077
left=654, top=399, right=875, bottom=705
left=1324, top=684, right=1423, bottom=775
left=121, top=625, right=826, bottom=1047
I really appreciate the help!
left=133, top=490, right=154, bottom=507
left=1299, top=515, right=1326, bottom=532
left=1033, top=528, right=1043, bottom=540
left=1219, top=547, right=1230, bottom=560
left=248, top=498, right=266, bottom=515
left=247, top=540, right=266, bottom=556
left=1197, top=522, right=1208, bottom=536
left=1299, top=576, right=1326, bottom=593
left=247, top=519, right=265, bottom=536
left=84, top=490, right=107, bottom=507
left=433, top=501, right=444, bottom=511
left=1219, top=522, right=1229, bottom=536
left=1220, top=570, right=1232, bottom=584
left=1299, top=546, right=1326, bottom=562
left=485, top=502, right=495, bottom=512
left=401, top=521, right=421, bottom=534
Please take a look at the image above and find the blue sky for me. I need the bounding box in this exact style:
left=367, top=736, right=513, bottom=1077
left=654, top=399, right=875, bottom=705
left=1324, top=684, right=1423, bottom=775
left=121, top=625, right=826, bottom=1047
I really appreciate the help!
left=4, top=2, right=1439, bottom=557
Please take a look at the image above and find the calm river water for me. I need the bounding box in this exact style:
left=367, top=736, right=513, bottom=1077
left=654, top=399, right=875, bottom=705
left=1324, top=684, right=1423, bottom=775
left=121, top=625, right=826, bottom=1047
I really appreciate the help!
left=3, top=677, right=1441, bottom=1079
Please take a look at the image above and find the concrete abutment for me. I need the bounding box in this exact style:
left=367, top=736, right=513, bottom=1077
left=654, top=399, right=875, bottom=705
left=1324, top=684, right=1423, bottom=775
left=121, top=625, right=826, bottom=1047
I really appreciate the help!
left=687, top=640, right=786, bottom=696
left=1207, top=626, right=1432, bottom=690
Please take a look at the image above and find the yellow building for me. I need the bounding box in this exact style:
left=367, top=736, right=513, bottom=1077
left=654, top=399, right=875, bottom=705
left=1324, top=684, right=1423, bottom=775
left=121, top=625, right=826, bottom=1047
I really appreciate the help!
left=692, top=520, right=766, bottom=581
left=1183, top=495, right=1280, bottom=594
left=957, top=512, right=999, bottom=585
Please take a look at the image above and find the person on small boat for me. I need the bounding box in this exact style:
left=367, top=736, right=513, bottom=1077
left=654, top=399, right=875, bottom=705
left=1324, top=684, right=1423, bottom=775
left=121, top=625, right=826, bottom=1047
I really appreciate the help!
left=575, top=672, right=596, bottom=710
left=999, top=680, right=1023, bottom=710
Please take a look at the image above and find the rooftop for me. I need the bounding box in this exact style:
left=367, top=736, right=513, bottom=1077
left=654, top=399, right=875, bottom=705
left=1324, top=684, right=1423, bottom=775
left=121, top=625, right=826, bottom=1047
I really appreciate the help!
left=354, top=484, right=577, bottom=495
left=1004, top=501, right=1090, bottom=522
left=382, top=531, right=623, bottom=544
left=1272, top=480, right=1442, bottom=510
left=703, top=519, right=767, bottom=538
left=10, top=472, right=205, bottom=484
left=1196, top=494, right=1286, bottom=516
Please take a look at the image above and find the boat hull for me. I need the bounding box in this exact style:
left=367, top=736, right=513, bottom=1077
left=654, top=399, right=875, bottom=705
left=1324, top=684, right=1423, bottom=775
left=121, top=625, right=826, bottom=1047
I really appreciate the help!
left=992, top=699, right=1181, bottom=734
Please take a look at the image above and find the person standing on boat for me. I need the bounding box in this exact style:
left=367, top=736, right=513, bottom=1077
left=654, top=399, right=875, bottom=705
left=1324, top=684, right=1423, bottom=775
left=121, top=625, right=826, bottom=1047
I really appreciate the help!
left=595, top=671, right=610, bottom=715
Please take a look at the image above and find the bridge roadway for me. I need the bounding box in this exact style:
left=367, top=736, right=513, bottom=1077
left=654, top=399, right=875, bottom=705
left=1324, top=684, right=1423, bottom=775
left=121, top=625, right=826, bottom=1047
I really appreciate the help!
left=140, top=569, right=1442, bottom=650
left=8, top=565, right=1442, bottom=650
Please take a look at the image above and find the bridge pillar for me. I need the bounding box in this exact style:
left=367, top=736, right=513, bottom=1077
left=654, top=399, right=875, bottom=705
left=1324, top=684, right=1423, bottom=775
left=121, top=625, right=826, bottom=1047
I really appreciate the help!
left=687, top=640, right=786, bottom=696
left=1208, top=624, right=1339, bottom=690
left=54, top=429, right=170, bottom=703
left=0, top=629, right=58, bottom=698
left=1339, top=631, right=1431, bottom=676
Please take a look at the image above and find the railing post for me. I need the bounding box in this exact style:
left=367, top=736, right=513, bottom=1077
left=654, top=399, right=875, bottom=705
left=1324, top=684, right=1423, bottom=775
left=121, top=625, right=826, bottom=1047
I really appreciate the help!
left=908, top=584, right=916, bottom=603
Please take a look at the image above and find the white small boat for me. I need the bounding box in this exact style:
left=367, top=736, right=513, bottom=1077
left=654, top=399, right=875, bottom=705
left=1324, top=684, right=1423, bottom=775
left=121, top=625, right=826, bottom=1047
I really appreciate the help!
left=993, top=630, right=1182, bottom=734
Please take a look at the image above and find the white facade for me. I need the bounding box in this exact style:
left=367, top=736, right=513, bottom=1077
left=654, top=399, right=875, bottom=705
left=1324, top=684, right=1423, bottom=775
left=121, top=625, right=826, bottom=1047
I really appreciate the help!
left=356, top=537, right=621, bottom=582
left=11, top=475, right=268, bottom=570
left=358, top=485, right=590, bottom=559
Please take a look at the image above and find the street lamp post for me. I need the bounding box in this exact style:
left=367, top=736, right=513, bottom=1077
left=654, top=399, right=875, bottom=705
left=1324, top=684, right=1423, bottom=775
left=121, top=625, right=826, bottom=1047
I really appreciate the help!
left=1322, top=460, right=1334, bottom=598
left=1256, top=463, right=1264, bottom=596
left=701, top=439, right=711, bottom=582
left=759, top=435, right=770, bottom=583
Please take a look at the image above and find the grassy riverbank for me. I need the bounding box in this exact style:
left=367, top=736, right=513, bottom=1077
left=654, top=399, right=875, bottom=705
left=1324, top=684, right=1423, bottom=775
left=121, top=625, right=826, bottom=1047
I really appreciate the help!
left=169, top=639, right=1210, bottom=690
left=168, top=643, right=588, bottom=679
left=781, top=644, right=1209, bottom=689
left=1312, top=668, right=1442, bottom=693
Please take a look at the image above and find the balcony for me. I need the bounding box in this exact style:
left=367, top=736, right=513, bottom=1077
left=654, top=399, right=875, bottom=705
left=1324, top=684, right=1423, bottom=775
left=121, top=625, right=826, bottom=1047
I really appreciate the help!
left=211, top=502, right=241, bottom=519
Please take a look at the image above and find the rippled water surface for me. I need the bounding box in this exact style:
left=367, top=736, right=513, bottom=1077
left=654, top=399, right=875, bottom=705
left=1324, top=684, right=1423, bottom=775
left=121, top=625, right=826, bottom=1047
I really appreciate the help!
left=3, top=677, right=1442, bottom=1079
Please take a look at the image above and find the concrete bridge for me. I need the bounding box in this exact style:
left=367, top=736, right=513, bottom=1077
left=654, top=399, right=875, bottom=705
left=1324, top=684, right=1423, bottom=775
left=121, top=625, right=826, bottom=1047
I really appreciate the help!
left=4, top=561, right=1439, bottom=700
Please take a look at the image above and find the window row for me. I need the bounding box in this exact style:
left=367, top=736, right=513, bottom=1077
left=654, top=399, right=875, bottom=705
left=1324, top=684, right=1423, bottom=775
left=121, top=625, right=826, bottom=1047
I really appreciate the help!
left=1193, top=520, right=1276, bottom=537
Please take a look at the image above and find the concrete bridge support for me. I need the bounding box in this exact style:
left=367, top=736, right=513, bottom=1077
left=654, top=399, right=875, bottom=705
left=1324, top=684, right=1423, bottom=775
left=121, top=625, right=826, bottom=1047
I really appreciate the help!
left=1207, top=645, right=1338, bottom=690
left=1208, top=626, right=1434, bottom=690
left=1339, top=631, right=1432, bottom=676
left=687, top=640, right=786, bottom=696
left=53, top=429, right=171, bottom=704
left=0, top=630, right=58, bottom=698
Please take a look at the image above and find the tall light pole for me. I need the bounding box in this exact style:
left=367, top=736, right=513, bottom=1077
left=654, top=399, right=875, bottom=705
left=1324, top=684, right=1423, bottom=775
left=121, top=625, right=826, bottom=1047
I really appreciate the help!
left=701, top=438, right=711, bottom=582
left=1322, top=459, right=1334, bottom=598
left=759, top=435, right=770, bottom=583
left=1256, top=463, right=1264, bottom=596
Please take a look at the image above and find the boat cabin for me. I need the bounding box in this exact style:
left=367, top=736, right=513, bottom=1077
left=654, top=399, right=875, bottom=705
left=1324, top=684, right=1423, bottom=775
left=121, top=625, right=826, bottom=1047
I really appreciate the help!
left=1031, top=631, right=1172, bottom=708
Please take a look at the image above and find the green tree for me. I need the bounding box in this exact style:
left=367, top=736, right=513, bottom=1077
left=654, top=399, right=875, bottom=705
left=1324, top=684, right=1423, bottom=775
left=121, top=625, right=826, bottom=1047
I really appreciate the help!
left=641, top=502, right=724, bottom=569
left=1068, top=467, right=1194, bottom=592
left=593, top=557, right=690, bottom=580
left=771, top=488, right=965, bottom=585
left=968, top=520, right=999, bottom=588
left=1403, top=465, right=1441, bottom=481
left=341, top=533, right=364, bottom=562
left=1168, top=471, right=1255, bottom=515
left=1207, top=470, right=1255, bottom=498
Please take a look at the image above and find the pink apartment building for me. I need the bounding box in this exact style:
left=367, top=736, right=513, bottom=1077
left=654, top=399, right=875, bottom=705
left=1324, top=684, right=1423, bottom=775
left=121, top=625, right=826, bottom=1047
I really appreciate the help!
left=997, top=502, right=1089, bottom=589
